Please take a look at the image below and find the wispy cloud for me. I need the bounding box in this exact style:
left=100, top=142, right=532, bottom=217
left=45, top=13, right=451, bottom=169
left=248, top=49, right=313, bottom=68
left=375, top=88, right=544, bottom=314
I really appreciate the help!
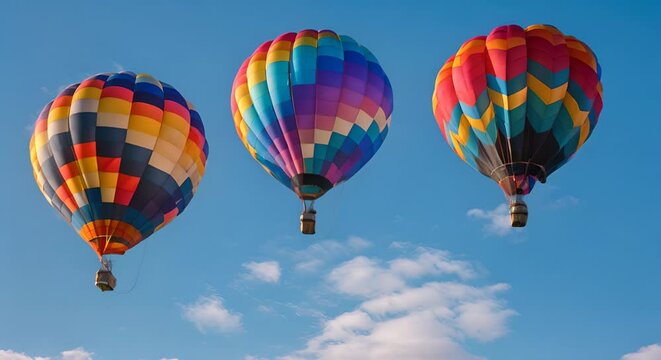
left=291, top=236, right=371, bottom=272
left=547, top=195, right=580, bottom=209
left=243, top=261, right=281, bottom=283
left=181, top=294, right=242, bottom=334
left=244, top=356, right=269, bottom=360
left=0, top=347, right=92, bottom=360
left=467, top=204, right=516, bottom=237
left=60, top=349, right=93, bottom=360
left=111, top=61, right=125, bottom=72
left=277, top=245, right=515, bottom=360
left=622, top=344, right=661, bottom=360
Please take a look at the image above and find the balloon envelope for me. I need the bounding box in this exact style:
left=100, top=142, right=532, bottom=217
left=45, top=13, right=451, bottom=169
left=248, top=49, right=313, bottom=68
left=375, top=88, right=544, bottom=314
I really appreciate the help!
left=432, top=24, right=603, bottom=225
left=231, top=29, right=393, bottom=201
left=29, top=72, right=209, bottom=256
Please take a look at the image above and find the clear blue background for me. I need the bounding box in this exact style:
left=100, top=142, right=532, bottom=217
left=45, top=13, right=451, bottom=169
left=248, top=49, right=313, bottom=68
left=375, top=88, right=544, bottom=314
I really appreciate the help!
left=1, top=0, right=659, bottom=359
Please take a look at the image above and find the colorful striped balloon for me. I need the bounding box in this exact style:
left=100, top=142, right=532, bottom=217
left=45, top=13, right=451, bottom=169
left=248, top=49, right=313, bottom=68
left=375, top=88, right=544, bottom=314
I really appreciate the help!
left=231, top=29, right=393, bottom=234
left=432, top=24, right=603, bottom=227
left=29, top=72, right=209, bottom=260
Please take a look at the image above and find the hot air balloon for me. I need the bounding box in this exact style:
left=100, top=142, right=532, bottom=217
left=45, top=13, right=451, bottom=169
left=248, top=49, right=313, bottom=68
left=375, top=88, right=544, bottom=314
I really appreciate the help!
left=231, top=29, right=393, bottom=234
left=29, top=72, right=209, bottom=291
left=432, top=24, right=602, bottom=227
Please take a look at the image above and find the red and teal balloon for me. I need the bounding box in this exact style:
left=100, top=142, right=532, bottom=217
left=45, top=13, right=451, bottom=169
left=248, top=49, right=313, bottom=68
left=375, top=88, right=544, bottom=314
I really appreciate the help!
left=231, top=29, right=393, bottom=234
left=432, top=24, right=603, bottom=226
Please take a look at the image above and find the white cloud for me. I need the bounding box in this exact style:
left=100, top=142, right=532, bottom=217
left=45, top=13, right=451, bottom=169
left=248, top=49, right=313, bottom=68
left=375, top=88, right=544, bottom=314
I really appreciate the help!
left=328, top=256, right=406, bottom=297
left=467, top=204, right=515, bottom=237
left=0, top=348, right=91, bottom=360
left=245, top=356, right=269, bottom=360
left=622, top=344, right=661, bottom=360
left=60, top=348, right=92, bottom=360
left=279, top=247, right=515, bottom=360
left=0, top=349, right=46, bottom=360
left=292, top=237, right=371, bottom=272
left=328, top=247, right=477, bottom=298
left=182, top=295, right=242, bottom=333
left=243, top=261, right=281, bottom=283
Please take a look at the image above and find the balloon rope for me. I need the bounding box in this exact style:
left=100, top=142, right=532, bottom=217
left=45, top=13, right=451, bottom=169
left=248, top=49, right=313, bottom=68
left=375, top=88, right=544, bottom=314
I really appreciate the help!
left=114, top=238, right=149, bottom=295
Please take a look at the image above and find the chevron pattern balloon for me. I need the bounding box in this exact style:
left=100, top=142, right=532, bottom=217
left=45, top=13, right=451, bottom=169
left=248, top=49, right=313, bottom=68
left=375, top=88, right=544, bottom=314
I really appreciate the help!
left=432, top=24, right=603, bottom=226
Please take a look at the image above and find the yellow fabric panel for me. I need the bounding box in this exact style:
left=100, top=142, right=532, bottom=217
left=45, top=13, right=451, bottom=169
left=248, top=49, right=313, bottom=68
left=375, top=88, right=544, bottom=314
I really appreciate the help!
left=158, top=125, right=188, bottom=149
left=153, top=139, right=182, bottom=164
left=72, top=87, right=102, bottom=101
left=98, top=98, right=132, bottom=115
left=99, top=172, right=118, bottom=202
left=81, top=172, right=100, bottom=188
left=247, top=59, right=267, bottom=86
left=48, top=107, right=70, bottom=123
left=266, top=50, right=291, bottom=64
left=294, top=36, right=317, bottom=47
left=183, top=139, right=200, bottom=160
left=161, top=111, right=190, bottom=136
left=128, top=115, right=161, bottom=137
left=34, top=132, right=49, bottom=149
left=562, top=94, right=590, bottom=127
left=236, top=85, right=254, bottom=113
left=487, top=86, right=528, bottom=110
left=78, top=157, right=99, bottom=172
left=457, top=115, right=471, bottom=146
left=465, top=104, right=494, bottom=132
left=449, top=133, right=466, bottom=161
left=65, top=176, right=85, bottom=195
left=527, top=74, right=567, bottom=105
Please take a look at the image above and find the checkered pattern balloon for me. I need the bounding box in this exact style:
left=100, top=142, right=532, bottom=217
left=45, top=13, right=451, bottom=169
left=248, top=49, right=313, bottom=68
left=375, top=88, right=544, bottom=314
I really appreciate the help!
left=231, top=29, right=393, bottom=200
left=29, top=72, right=209, bottom=257
left=432, top=24, right=603, bottom=197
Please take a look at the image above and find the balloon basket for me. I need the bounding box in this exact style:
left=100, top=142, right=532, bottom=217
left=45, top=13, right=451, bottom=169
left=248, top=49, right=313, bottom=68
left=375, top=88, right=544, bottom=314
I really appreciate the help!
left=95, top=257, right=116, bottom=292
left=95, top=269, right=116, bottom=292
left=509, top=202, right=528, bottom=227
left=300, top=210, right=316, bottom=235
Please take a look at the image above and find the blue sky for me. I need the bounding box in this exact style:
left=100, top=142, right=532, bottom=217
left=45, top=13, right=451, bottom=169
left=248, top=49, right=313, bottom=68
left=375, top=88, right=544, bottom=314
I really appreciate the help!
left=1, top=0, right=660, bottom=359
